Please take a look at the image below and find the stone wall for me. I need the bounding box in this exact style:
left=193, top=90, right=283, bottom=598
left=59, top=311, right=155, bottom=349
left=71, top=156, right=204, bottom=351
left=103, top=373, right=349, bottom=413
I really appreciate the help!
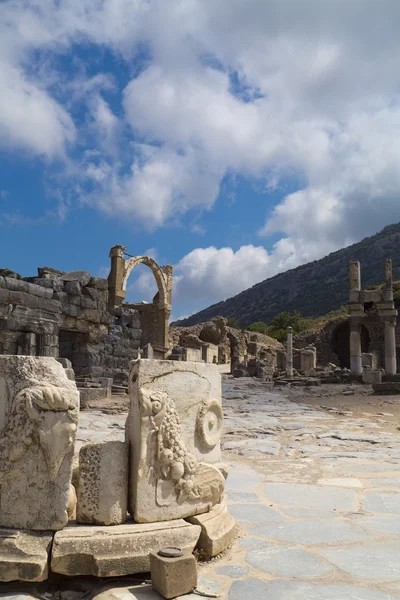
left=0, top=270, right=141, bottom=383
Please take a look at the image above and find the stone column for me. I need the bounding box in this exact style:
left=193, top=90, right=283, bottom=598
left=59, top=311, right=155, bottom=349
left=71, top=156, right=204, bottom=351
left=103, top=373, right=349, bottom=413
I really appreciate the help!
left=349, top=260, right=361, bottom=303
left=350, top=324, right=362, bottom=375
left=108, top=245, right=127, bottom=309
left=384, top=320, right=397, bottom=375
left=286, top=327, right=293, bottom=378
left=384, top=258, right=394, bottom=302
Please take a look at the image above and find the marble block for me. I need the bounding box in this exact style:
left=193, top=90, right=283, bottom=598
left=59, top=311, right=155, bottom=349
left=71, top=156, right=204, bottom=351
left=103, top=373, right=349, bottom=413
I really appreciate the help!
left=126, top=360, right=225, bottom=523
left=0, top=529, right=53, bottom=582
left=187, top=501, right=236, bottom=557
left=0, top=356, right=79, bottom=530
left=51, top=520, right=201, bottom=577
left=77, top=441, right=128, bottom=525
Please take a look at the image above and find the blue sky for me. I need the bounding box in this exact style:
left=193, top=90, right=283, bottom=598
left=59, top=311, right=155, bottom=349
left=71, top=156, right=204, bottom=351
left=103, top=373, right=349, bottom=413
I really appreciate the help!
left=1, top=0, right=400, bottom=320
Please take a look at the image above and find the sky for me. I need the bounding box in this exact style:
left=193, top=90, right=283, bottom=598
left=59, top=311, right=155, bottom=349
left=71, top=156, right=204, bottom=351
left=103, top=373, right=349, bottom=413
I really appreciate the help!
left=1, top=0, right=400, bottom=321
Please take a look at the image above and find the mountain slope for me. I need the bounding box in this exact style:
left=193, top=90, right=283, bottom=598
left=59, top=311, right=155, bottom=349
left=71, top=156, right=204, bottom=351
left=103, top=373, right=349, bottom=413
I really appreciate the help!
left=174, top=223, right=400, bottom=328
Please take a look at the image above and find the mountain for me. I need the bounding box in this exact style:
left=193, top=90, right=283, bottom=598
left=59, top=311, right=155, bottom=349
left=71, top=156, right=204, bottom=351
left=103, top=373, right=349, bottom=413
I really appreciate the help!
left=173, top=223, right=400, bottom=328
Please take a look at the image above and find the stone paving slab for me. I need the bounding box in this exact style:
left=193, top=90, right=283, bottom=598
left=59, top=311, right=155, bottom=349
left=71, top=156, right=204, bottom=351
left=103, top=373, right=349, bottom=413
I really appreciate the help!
left=67, top=378, right=400, bottom=599
left=229, top=580, right=400, bottom=599
left=317, top=540, right=400, bottom=582
left=229, top=503, right=282, bottom=524
left=245, top=542, right=334, bottom=577
left=263, top=483, right=356, bottom=510
left=361, top=492, right=400, bottom=513
left=360, top=515, right=400, bottom=535
left=248, top=517, right=371, bottom=544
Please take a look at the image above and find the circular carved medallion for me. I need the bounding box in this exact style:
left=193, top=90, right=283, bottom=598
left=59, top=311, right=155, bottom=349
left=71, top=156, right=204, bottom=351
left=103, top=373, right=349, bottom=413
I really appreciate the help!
left=196, top=399, right=223, bottom=449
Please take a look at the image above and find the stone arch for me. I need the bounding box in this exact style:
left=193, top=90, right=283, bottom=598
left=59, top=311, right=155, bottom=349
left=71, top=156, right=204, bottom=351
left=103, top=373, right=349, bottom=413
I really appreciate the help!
left=123, top=256, right=167, bottom=306
left=331, top=321, right=370, bottom=368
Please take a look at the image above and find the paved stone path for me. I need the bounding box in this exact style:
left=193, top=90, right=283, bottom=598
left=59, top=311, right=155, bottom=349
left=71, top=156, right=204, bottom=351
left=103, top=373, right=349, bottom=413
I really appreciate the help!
left=5, top=377, right=400, bottom=600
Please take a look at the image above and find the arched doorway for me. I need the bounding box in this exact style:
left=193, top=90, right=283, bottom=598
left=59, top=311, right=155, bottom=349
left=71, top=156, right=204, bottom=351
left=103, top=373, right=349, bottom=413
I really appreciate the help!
left=331, top=322, right=370, bottom=368
left=108, top=246, right=173, bottom=353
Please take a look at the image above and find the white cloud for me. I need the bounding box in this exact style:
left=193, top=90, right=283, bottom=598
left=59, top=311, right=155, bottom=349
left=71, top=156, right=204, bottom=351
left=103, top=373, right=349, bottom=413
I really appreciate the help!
left=2, top=0, right=400, bottom=272
left=173, top=245, right=271, bottom=305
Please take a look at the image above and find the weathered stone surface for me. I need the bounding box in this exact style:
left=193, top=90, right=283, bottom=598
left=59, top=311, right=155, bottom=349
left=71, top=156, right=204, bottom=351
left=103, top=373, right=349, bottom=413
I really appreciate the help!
left=51, top=520, right=201, bottom=577
left=373, top=381, right=400, bottom=393
left=67, top=485, right=77, bottom=521
left=150, top=550, right=197, bottom=599
left=245, top=542, right=333, bottom=578
left=0, top=529, right=52, bottom=582
left=0, top=356, right=79, bottom=530
left=126, top=360, right=225, bottom=523
left=77, top=441, right=128, bottom=525
left=187, top=502, right=236, bottom=557
left=317, top=540, right=400, bottom=582
left=263, top=483, right=356, bottom=511
left=65, top=280, right=82, bottom=296
left=61, top=271, right=91, bottom=286
left=229, top=580, right=400, bottom=600
left=248, top=518, right=370, bottom=544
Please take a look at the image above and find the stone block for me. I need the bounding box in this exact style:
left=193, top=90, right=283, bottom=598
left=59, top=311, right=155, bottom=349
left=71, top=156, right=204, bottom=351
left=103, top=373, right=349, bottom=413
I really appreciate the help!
left=77, top=441, right=128, bottom=525
left=183, top=347, right=202, bottom=362
left=61, top=271, right=91, bottom=286
left=150, top=549, right=197, bottom=599
left=65, top=280, right=82, bottom=296
left=373, top=381, right=400, bottom=394
left=363, top=370, right=382, bottom=385
left=0, top=529, right=53, bottom=582
left=57, top=357, right=72, bottom=369
left=362, top=352, right=377, bottom=369
left=78, top=386, right=110, bottom=409
left=126, top=360, right=225, bottom=523
left=0, top=356, right=79, bottom=530
left=187, top=501, right=236, bottom=557
left=88, top=277, right=108, bottom=290
left=50, top=520, right=201, bottom=577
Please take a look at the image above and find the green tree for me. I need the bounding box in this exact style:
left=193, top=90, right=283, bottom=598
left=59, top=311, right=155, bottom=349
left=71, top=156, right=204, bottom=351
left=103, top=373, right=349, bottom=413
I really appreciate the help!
left=266, top=311, right=311, bottom=342
left=247, top=321, right=268, bottom=334
left=227, top=316, right=240, bottom=329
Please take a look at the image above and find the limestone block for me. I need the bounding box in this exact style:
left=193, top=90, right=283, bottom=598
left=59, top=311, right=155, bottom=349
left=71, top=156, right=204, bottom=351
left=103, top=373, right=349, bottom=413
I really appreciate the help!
left=51, top=520, right=201, bottom=577
left=61, top=270, right=91, bottom=286
left=65, top=280, right=82, bottom=296
left=126, top=360, right=225, bottom=523
left=0, top=356, right=79, bottom=530
left=77, top=441, right=128, bottom=525
left=150, top=549, right=197, bottom=599
left=363, top=370, right=382, bottom=385
left=183, top=347, right=202, bottom=362
left=187, top=501, right=236, bottom=557
left=0, top=529, right=53, bottom=582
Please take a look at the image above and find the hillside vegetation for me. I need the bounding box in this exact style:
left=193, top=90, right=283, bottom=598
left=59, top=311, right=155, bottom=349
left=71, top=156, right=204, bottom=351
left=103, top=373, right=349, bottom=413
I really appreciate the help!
left=174, top=223, right=400, bottom=328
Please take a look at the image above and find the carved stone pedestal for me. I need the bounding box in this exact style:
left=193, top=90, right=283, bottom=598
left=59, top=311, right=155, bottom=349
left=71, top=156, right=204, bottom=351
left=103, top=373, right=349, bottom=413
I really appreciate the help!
left=51, top=520, right=201, bottom=577
left=126, top=360, right=226, bottom=523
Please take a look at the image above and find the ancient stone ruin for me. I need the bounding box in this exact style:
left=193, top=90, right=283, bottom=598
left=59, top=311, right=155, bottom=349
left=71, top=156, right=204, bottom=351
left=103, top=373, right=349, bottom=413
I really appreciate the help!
left=290, top=259, right=399, bottom=387
left=0, top=355, right=235, bottom=583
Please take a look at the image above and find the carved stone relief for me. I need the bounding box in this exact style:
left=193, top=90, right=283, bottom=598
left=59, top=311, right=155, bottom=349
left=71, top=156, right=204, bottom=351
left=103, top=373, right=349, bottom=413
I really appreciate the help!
left=126, top=360, right=225, bottom=523
left=0, top=356, right=79, bottom=530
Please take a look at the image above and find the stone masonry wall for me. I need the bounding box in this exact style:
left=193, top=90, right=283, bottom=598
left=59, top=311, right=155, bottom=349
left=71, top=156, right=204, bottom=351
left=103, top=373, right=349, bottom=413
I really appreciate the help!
left=0, top=270, right=141, bottom=383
